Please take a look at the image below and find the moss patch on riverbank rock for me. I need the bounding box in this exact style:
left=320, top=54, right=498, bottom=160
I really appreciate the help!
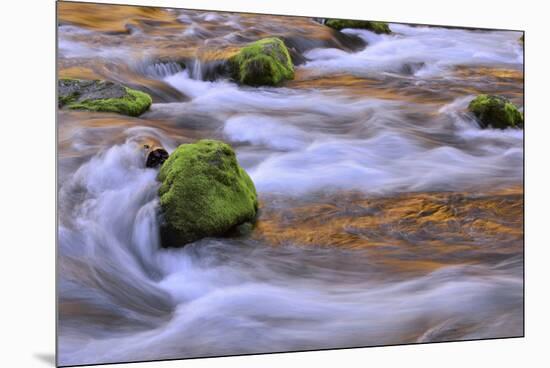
left=157, top=140, right=258, bottom=247
left=229, top=38, right=294, bottom=86
left=468, top=94, right=523, bottom=129
left=58, top=79, right=152, bottom=117
left=325, top=19, right=391, bottom=34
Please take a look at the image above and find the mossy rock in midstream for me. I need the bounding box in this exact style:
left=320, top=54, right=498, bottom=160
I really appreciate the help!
left=58, top=78, right=152, bottom=117
left=229, top=37, right=294, bottom=86
left=468, top=94, right=523, bottom=129
left=325, top=19, right=391, bottom=34
left=157, top=139, right=258, bottom=247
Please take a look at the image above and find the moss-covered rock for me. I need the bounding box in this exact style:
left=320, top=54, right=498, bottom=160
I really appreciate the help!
left=325, top=19, right=391, bottom=34
left=58, top=78, right=152, bottom=117
left=229, top=37, right=294, bottom=86
left=468, top=94, right=523, bottom=129
left=157, top=140, right=258, bottom=247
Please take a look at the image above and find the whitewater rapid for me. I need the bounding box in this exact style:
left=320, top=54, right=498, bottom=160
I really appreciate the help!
left=150, top=69, right=523, bottom=195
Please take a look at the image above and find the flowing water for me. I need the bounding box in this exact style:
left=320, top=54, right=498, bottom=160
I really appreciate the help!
left=57, top=3, right=524, bottom=366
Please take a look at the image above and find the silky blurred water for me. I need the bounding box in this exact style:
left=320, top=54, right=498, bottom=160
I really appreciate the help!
left=57, top=6, right=523, bottom=366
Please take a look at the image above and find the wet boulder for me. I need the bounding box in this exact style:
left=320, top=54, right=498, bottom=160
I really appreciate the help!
left=157, top=140, right=258, bottom=247
left=58, top=78, right=152, bottom=117
left=229, top=37, right=294, bottom=86
left=325, top=19, right=392, bottom=34
left=468, top=94, right=523, bottom=129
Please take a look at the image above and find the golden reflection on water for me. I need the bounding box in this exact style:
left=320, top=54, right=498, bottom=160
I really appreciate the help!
left=290, top=66, right=523, bottom=106
left=255, top=188, right=523, bottom=275
left=58, top=2, right=335, bottom=60
left=58, top=2, right=524, bottom=107
left=58, top=2, right=184, bottom=34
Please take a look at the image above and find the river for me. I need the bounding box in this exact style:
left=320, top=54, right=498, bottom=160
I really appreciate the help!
left=57, top=3, right=524, bottom=366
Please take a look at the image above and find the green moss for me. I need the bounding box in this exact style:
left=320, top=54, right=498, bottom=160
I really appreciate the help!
left=229, top=37, right=294, bottom=86
left=325, top=19, right=391, bottom=34
left=468, top=94, right=523, bottom=129
left=157, top=140, right=258, bottom=247
left=66, top=87, right=152, bottom=117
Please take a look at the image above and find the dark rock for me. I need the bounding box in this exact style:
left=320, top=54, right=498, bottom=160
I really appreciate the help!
left=401, top=62, right=425, bottom=75
left=145, top=147, right=169, bottom=168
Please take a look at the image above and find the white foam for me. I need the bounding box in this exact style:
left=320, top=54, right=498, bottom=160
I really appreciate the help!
left=224, top=115, right=311, bottom=150
left=304, top=24, right=523, bottom=78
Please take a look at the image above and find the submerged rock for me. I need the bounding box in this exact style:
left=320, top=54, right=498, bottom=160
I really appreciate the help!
left=468, top=94, right=523, bottom=129
left=325, top=19, right=391, bottom=34
left=229, top=37, right=294, bottom=86
left=157, top=140, right=258, bottom=247
left=58, top=78, right=152, bottom=117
